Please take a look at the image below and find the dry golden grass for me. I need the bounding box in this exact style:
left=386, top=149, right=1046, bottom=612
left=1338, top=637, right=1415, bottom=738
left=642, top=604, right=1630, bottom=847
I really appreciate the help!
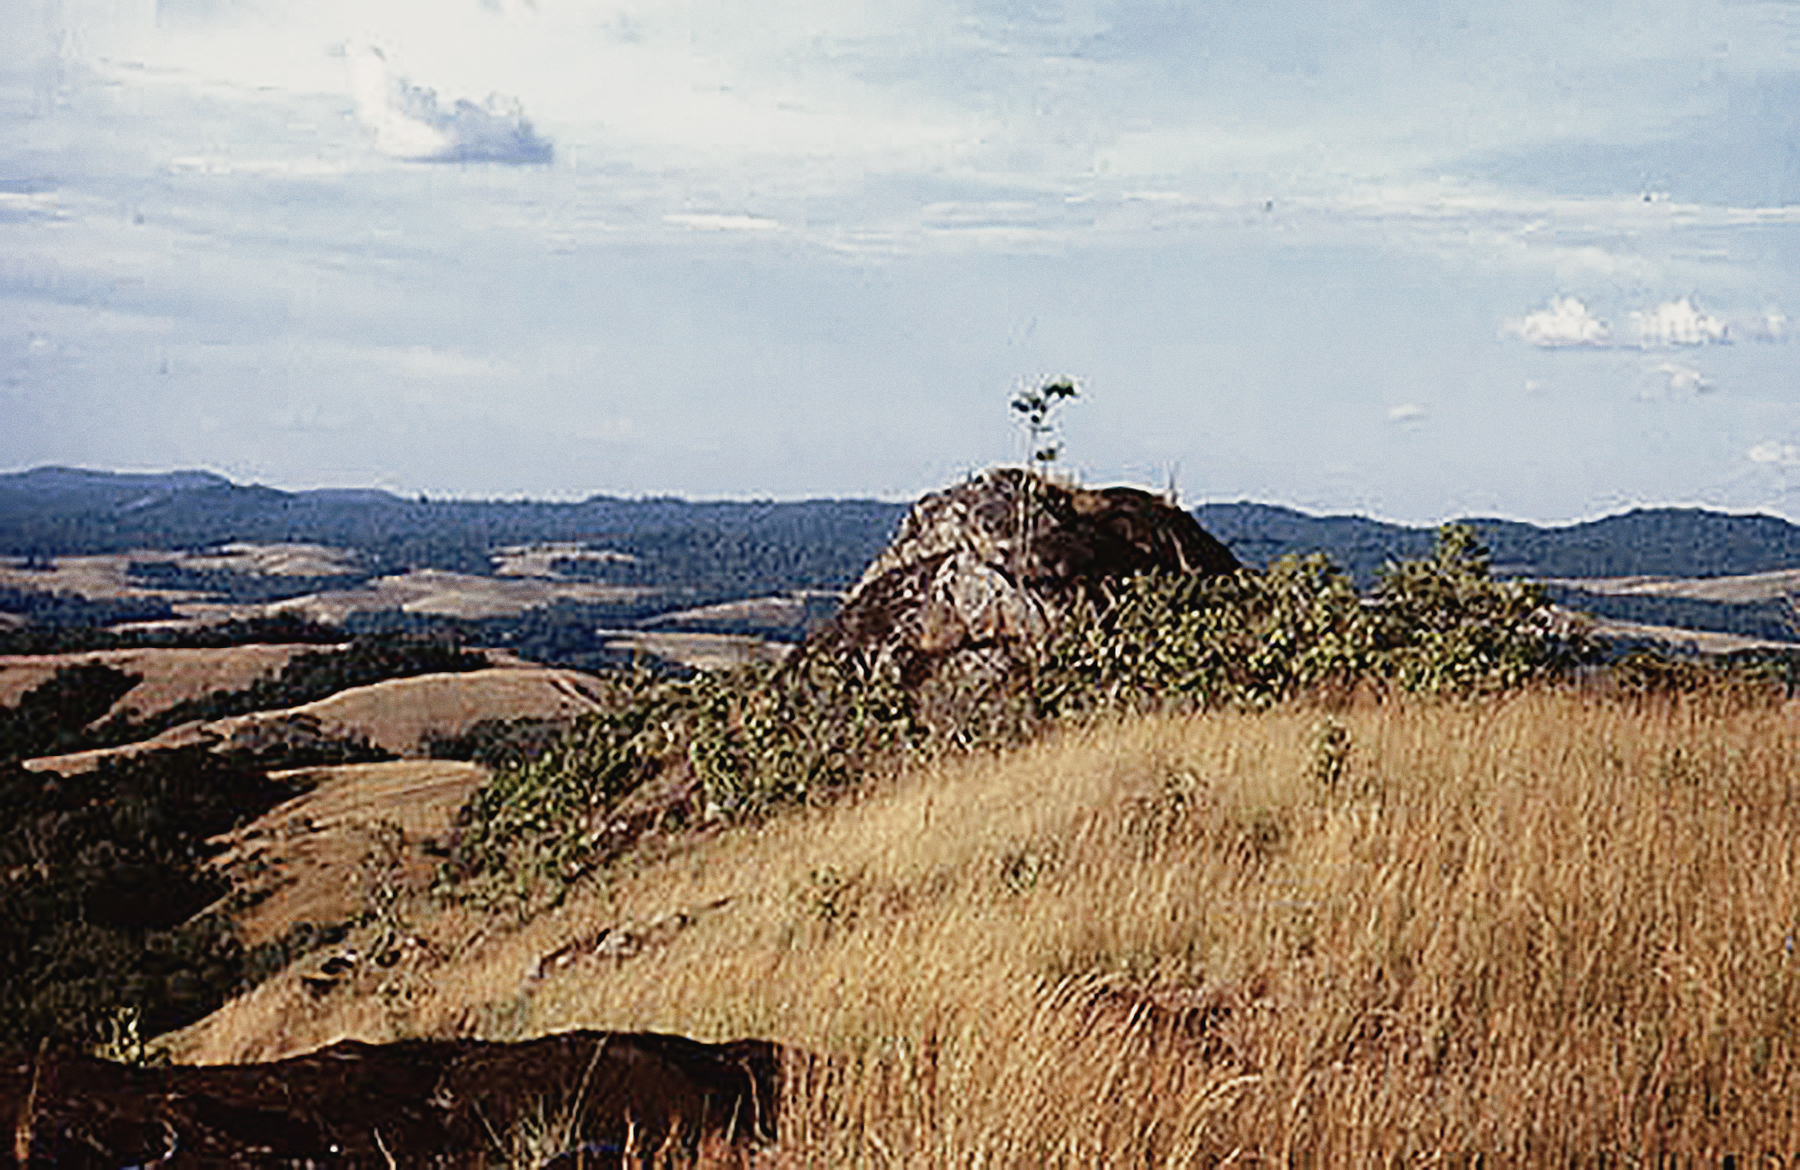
left=177, top=687, right=1800, bottom=1160
left=206, top=759, right=489, bottom=947
left=26, top=666, right=609, bottom=774
left=0, top=643, right=323, bottom=716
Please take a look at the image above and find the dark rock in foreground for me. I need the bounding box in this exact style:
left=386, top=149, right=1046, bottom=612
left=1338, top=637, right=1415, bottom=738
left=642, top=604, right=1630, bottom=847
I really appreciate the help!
left=4, top=1030, right=781, bottom=1167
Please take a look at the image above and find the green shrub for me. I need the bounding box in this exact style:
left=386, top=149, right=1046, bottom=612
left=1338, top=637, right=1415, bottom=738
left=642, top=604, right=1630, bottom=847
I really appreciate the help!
left=1036, top=524, right=1582, bottom=715
left=1367, top=524, right=1576, bottom=694
left=450, top=657, right=917, bottom=900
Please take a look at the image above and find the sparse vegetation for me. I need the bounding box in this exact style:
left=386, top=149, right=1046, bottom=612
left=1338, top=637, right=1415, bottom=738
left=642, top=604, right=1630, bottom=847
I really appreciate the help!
left=14, top=467, right=1800, bottom=1160
left=1039, top=524, right=1584, bottom=715
left=448, top=525, right=1588, bottom=906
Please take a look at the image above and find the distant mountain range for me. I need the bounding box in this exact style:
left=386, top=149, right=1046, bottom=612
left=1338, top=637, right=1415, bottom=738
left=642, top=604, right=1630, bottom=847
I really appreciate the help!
left=1192, top=501, right=1800, bottom=586
left=3, top=468, right=1799, bottom=643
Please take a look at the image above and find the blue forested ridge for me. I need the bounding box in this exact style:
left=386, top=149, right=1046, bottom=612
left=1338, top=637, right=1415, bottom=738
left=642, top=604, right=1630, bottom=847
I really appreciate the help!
left=5, top=468, right=1800, bottom=644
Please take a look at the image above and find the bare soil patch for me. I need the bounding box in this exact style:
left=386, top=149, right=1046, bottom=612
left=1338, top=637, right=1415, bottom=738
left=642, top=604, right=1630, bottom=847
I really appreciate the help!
left=269, top=569, right=656, bottom=623
left=491, top=542, right=637, bottom=578
left=598, top=630, right=792, bottom=672
left=1582, top=614, right=1797, bottom=654
left=1548, top=568, right=1800, bottom=603
left=0, top=555, right=195, bottom=603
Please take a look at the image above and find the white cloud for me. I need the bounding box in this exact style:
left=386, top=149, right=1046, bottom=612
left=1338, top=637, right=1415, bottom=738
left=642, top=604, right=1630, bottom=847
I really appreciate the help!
left=0, top=191, right=68, bottom=223
left=349, top=44, right=552, bottom=164
left=1652, top=361, right=1712, bottom=394
left=1749, top=441, right=1800, bottom=466
left=662, top=214, right=780, bottom=232
left=1630, top=298, right=1729, bottom=347
left=1506, top=297, right=1610, bottom=347
left=1386, top=403, right=1428, bottom=422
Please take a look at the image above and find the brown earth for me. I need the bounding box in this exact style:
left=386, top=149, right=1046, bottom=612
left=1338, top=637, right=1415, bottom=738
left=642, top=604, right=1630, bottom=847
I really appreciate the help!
left=4, top=1030, right=783, bottom=1167
left=205, top=759, right=490, bottom=949
left=0, top=643, right=334, bottom=721
left=0, top=555, right=196, bottom=604
left=23, top=667, right=611, bottom=775
left=171, top=542, right=365, bottom=577
left=490, top=542, right=638, bottom=578
left=2, top=547, right=661, bottom=630
left=643, top=595, right=814, bottom=635
left=1581, top=614, right=1799, bottom=655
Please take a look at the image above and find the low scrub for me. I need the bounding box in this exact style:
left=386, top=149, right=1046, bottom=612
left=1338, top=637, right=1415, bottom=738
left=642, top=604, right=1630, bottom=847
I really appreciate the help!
left=452, top=526, right=1589, bottom=899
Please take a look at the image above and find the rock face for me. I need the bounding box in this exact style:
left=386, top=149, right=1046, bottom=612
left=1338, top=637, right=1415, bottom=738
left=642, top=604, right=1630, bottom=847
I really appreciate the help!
left=799, top=468, right=1240, bottom=694
left=3, top=1030, right=782, bottom=1166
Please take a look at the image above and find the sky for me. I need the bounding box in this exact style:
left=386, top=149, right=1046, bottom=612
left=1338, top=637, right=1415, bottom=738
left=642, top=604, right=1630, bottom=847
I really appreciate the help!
left=3, top=0, right=1800, bottom=523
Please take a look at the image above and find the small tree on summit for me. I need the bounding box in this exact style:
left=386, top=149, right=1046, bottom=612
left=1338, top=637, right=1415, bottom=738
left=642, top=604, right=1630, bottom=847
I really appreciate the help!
left=1010, top=378, right=1081, bottom=469
left=1008, top=377, right=1082, bottom=575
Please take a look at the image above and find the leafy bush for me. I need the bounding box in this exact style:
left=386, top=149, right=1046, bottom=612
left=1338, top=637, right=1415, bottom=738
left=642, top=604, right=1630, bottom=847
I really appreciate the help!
left=424, top=716, right=577, bottom=770
left=451, top=657, right=915, bottom=897
left=1036, top=525, right=1582, bottom=715
left=1365, top=524, right=1581, bottom=694
left=1035, top=553, right=1374, bottom=714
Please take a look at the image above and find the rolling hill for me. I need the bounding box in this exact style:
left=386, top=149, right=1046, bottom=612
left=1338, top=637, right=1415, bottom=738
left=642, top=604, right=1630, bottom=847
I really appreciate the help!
left=5, top=467, right=1800, bottom=647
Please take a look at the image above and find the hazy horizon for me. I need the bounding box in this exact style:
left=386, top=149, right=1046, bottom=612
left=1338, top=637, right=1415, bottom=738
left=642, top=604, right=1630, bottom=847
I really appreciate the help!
left=6, top=1, right=1800, bottom=526
left=11, top=458, right=1800, bottom=531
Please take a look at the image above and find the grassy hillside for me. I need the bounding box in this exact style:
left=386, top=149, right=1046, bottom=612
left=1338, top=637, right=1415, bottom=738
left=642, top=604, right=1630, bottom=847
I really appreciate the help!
left=174, top=688, right=1800, bottom=1158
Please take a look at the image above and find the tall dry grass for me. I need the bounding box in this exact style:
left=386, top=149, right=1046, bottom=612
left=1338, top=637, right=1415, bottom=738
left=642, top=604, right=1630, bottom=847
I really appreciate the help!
left=183, top=686, right=1800, bottom=1161
left=501, top=688, right=1799, bottom=1162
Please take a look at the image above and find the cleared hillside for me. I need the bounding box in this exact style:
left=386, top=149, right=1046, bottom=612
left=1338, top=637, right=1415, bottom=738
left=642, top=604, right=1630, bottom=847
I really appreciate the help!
left=166, top=690, right=1800, bottom=1157
left=207, top=759, right=489, bottom=949
left=23, top=667, right=610, bottom=774
left=0, top=643, right=332, bottom=721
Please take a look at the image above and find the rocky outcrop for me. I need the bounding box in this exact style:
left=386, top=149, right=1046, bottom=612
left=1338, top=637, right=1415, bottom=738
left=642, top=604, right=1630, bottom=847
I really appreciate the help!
left=4, top=1030, right=783, bottom=1166
left=797, top=468, right=1239, bottom=694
